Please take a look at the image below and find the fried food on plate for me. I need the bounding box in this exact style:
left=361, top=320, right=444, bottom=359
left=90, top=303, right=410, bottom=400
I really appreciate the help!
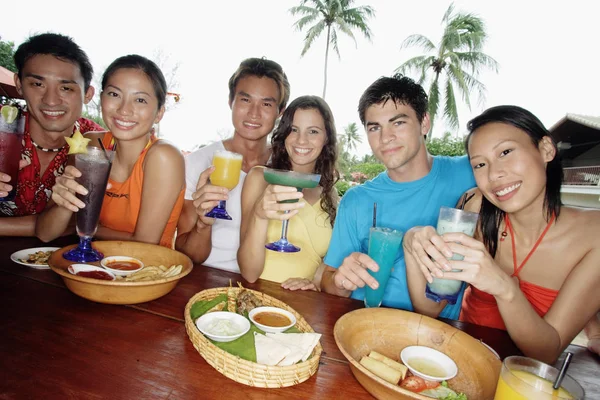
left=19, top=250, right=54, bottom=265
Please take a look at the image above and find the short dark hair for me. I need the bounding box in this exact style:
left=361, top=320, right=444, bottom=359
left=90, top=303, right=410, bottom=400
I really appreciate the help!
left=358, top=73, right=428, bottom=126
left=269, top=95, right=339, bottom=227
left=14, top=33, right=94, bottom=92
left=101, top=55, right=167, bottom=109
left=228, top=57, right=290, bottom=112
left=466, top=105, right=563, bottom=257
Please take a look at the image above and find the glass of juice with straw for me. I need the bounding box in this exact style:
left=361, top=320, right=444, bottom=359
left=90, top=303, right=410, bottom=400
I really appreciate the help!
left=494, top=356, right=583, bottom=399
left=205, top=150, right=243, bottom=220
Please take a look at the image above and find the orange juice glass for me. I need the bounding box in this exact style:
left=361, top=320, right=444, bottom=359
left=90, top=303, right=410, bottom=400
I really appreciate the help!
left=210, top=151, right=243, bottom=189
left=205, top=150, right=243, bottom=220
left=494, top=356, right=583, bottom=399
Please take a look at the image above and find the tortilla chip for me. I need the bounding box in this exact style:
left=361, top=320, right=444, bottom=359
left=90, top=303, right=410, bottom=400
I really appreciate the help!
left=254, top=332, right=290, bottom=366
left=266, top=332, right=321, bottom=362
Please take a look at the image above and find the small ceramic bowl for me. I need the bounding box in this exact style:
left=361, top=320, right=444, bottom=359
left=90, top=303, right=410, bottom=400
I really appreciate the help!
left=100, top=256, right=144, bottom=277
left=195, top=311, right=251, bottom=342
left=248, top=306, right=296, bottom=333
left=400, top=345, right=458, bottom=382
left=68, top=264, right=116, bottom=281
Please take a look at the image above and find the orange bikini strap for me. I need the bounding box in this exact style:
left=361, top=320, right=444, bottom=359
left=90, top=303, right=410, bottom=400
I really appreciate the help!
left=506, top=213, right=556, bottom=277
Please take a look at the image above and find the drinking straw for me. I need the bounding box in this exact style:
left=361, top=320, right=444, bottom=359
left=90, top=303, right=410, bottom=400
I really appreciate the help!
left=97, top=138, right=110, bottom=162
left=553, top=352, right=573, bottom=390
left=372, top=203, right=377, bottom=228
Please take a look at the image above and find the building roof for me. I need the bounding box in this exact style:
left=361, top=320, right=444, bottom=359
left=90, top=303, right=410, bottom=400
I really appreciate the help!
left=549, top=113, right=600, bottom=161
left=549, top=113, right=600, bottom=131
left=0, top=65, right=21, bottom=99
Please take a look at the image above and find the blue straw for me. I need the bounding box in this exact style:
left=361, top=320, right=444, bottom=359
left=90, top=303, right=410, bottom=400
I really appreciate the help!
left=372, top=203, right=377, bottom=228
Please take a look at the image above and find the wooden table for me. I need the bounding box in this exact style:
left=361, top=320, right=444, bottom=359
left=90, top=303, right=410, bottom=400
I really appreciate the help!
left=1, top=236, right=598, bottom=399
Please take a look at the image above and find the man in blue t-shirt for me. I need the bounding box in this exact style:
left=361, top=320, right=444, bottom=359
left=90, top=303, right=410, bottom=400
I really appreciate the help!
left=320, top=74, right=475, bottom=319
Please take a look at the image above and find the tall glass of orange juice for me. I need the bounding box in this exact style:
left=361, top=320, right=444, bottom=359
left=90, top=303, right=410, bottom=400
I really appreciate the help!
left=205, top=150, right=243, bottom=220
left=494, top=356, right=583, bottom=399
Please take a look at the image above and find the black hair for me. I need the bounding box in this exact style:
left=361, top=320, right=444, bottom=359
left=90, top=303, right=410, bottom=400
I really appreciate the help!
left=358, top=73, right=428, bottom=127
left=269, top=95, right=339, bottom=226
left=101, top=55, right=167, bottom=109
left=14, top=33, right=94, bottom=92
left=466, top=105, right=563, bottom=257
left=228, top=57, right=290, bottom=112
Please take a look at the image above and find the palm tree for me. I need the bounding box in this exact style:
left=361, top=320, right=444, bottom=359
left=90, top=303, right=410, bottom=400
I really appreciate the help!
left=395, top=3, right=498, bottom=133
left=289, top=0, right=375, bottom=99
left=342, top=122, right=362, bottom=152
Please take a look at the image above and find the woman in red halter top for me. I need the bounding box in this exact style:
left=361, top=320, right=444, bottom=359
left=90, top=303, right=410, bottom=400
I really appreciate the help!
left=403, top=106, right=600, bottom=364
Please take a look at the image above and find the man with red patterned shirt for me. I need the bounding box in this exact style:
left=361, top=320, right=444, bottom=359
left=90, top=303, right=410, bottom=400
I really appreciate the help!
left=0, top=33, right=103, bottom=236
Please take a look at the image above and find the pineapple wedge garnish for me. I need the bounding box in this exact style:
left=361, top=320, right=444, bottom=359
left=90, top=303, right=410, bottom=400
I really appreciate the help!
left=65, top=130, right=91, bottom=155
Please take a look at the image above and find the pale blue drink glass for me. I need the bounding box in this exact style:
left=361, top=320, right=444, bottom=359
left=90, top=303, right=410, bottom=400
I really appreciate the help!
left=364, top=227, right=404, bottom=307
left=425, top=206, right=479, bottom=304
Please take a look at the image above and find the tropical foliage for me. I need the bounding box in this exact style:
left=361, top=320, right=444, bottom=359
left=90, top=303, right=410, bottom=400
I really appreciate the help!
left=0, top=38, right=17, bottom=73
left=289, top=0, right=375, bottom=99
left=395, top=3, right=498, bottom=133
left=427, top=132, right=467, bottom=156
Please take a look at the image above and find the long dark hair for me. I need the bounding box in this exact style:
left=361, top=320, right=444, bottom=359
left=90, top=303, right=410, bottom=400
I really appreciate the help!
left=466, top=105, right=563, bottom=257
left=269, top=95, right=340, bottom=226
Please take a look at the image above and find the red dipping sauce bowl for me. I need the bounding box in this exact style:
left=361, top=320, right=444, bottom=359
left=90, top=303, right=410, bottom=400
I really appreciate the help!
left=101, top=256, right=144, bottom=277
left=68, top=264, right=116, bottom=281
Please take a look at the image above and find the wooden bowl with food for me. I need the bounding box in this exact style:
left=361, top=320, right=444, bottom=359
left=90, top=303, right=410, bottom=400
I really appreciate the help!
left=333, top=308, right=501, bottom=400
left=49, top=241, right=193, bottom=305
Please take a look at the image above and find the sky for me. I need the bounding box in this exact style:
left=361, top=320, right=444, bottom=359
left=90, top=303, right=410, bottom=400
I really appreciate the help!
left=2, top=0, right=599, bottom=158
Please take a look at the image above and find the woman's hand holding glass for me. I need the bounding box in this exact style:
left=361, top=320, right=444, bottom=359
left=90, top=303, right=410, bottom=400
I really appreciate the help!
left=403, top=226, right=453, bottom=282
left=51, top=165, right=87, bottom=212
left=253, top=184, right=305, bottom=221
left=439, top=233, right=517, bottom=300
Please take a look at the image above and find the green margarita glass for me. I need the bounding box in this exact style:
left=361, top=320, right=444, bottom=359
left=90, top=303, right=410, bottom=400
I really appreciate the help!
left=263, top=168, right=321, bottom=253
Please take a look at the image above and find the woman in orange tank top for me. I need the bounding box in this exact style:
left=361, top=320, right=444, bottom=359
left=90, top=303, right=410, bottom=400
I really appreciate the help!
left=36, top=55, right=185, bottom=248
left=403, top=106, right=600, bottom=364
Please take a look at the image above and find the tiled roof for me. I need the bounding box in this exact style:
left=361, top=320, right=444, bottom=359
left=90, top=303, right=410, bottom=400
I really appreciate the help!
left=549, top=114, right=600, bottom=131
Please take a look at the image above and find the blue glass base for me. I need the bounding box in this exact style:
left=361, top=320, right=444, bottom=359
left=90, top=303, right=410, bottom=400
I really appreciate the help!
left=425, top=285, right=459, bottom=305
left=265, top=239, right=300, bottom=253
left=0, top=189, right=16, bottom=202
left=364, top=298, right=382, bottom=308
left=205, top=201, right=232, bottom=220
left=63, top=246, right=104, bottom=263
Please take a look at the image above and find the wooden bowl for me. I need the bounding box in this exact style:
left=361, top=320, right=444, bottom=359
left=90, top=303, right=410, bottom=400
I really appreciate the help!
left=49, top=241, right=193, bottom=305
left=334, top=308, right=501, bottom=400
